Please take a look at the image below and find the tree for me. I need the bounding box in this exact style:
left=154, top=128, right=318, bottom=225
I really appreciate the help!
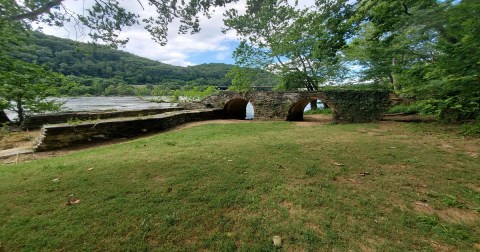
left=344, top=0, right=441, bottom=91
left=224, top=0, right=354, bottom=108
left=225, top=66, right=254, bottom=93
left=345, top=0, right=480, bottom=121
left=226, top=0, right=354, bottom=86
left=0, top=58, right=63, bottom=125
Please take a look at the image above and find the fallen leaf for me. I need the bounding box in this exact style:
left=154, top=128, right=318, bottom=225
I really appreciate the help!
left=66, top=197, right=81, bottom=205
left=359, top=171, right=370, bottom=176
left=87, top=168, right=93, bottom=171
left=333, top=162, right=344, bottom=166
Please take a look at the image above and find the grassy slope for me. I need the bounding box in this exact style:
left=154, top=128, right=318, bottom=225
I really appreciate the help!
left=0, top=121, right=479, bottom=251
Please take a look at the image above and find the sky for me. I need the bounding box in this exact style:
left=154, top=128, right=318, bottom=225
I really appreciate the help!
left=37, top=0, right=317, bottom=67
left=36, top=0, right=246, bottom=67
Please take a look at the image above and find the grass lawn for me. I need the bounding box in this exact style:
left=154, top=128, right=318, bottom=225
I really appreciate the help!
left=0, top=120, right=479, bottom=251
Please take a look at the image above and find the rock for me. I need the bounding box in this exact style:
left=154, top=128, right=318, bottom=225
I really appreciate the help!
left=272, top=235, right=282, bottom=247
left=66, top=195, right=81, bottom=205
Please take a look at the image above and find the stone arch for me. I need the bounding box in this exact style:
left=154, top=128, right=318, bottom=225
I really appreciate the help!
left=287, top=97, right=330, bottom=121
left=224, top=98, right=250, bottom=119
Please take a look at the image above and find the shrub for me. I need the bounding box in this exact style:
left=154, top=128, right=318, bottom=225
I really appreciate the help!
left=461, top=120, right=480, bottom=137
left=387, top=104, right=421, bottom=115
left=0, top=122, right=10, bottom=140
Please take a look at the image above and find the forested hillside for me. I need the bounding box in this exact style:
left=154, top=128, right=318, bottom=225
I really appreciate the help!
left=10, top=32, right=277, bottom=95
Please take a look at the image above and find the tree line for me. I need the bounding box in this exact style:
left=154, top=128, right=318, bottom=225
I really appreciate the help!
left=10, top=32, right=277, bottom=96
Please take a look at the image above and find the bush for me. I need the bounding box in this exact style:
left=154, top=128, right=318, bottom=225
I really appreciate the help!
left=0, top=122, right=10, bottom=140
left=461, top=121, right=480, bottom=137
left=387, top=104, right=420, bottom=115
left=410, top=94, right=480, bottom=123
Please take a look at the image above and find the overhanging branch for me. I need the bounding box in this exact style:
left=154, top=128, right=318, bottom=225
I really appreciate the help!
left=8, top=0, right=65, bottom=21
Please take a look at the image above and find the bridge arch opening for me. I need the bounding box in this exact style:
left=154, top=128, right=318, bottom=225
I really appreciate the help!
left=287, top=98, right=328, bottom=121
left=224, top=98, right=255, bottom=120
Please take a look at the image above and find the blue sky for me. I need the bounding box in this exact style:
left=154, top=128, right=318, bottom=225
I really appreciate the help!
left=185, top=41, right=239, bottom=65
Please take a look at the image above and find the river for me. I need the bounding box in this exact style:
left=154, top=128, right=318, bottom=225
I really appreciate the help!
left=4, top=96, right=177, bottom=121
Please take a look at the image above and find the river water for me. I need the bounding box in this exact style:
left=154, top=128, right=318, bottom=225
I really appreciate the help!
left=4, top=96, right=177, bottom=121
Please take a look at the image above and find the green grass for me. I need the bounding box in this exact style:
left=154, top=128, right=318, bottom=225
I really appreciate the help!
left=304, top=108, right=332, bottom=115
left=1, top=121, right=479, bottom=251
left=387, top=104, right=421, bottom=115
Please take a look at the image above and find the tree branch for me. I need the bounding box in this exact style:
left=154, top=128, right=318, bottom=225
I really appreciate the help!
left=402, top=2, right=412, bottom=16
left=274, top=55, right=288, bottom=69
left=8, top=0, right=65, bottom=21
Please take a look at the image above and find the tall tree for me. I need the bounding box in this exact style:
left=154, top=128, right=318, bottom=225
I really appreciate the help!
left=225, top=66, right=255, bottom=93
left=345, top=0, right=480, bottom=121
left=0, top=58, right=63, bottom=125
left=225, top=0, right=354, bottom=87
left=224, top=0, right=354, bottom=108
left=344, top=0, right=441, bottom=90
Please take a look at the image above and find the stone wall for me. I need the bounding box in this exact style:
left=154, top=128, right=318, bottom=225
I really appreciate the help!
left=323, top=90, right=391, bottom=123
left=24, top=108, right=183, bottom=129
left=196, top=91, right=331, bottom=120
left=35, top=109, right=223, bottom=151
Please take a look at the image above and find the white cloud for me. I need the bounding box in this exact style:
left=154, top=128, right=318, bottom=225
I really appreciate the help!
left=35, top=0, right=327, bottom=67
left=37, top=0, right=243, bottom=66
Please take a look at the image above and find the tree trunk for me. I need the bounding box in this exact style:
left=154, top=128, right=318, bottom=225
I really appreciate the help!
left=310, top=100, right=318, bottom=110
left=391, top=58, right=401, bottom=92
left=17, top=98, right=24, bottom=126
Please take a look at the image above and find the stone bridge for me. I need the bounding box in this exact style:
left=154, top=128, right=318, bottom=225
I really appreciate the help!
left=190, top=90, right=391, bottom=123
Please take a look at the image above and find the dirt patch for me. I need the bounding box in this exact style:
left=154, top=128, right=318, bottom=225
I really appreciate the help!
left=437, top=208, right=479, bottom=224
left=0, top=130, right=40, bottom=151
left=467, top=184, right=480, bottom=193
left=280, top=200, right=305, bottom=216
left=430, top=241, right=457, bottom=252
left=413, top=201, right=479, bottom=224
left=382, top=114, right=436, bottom=123
left=294, top=114, right=332, bottom=126
left=171, top=119, right=250, bottom=131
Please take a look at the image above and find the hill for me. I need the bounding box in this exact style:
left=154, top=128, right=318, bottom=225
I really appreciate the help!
left=10, top=32, right=278, bottom=95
